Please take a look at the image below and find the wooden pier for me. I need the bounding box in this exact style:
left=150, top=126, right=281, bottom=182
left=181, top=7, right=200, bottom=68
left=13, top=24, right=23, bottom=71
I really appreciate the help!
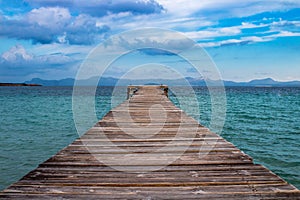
left=1, top=85, right=299, bottom=199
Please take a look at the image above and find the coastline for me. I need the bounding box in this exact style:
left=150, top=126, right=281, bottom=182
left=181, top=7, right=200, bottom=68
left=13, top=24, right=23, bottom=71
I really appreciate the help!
left=0, top=83, right=42, bottom=87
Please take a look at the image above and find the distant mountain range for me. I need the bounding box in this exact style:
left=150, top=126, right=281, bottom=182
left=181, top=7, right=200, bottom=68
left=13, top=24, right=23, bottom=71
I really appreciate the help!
left=24, top=77, right=300, bottom=87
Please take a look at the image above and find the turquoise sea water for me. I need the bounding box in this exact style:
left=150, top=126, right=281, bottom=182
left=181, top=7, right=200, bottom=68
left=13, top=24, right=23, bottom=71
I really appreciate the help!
left=0, top=86, right=299, bottom=190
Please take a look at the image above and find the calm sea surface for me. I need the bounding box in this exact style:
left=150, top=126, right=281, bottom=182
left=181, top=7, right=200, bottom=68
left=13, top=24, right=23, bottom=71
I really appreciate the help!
left=0, top=86, right=299, bottom=190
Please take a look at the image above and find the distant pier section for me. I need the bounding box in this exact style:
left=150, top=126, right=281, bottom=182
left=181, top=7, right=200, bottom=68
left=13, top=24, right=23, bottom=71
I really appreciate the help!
left=1, top=85, right=299, bottom=199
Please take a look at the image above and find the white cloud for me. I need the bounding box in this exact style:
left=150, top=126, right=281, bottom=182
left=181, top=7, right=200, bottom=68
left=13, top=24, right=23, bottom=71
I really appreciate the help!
left=0, top=45, right=74, bottom=68
left=112, top=28, right=195, bottom=55
left=2, top=45, right=33, bottom=62
left=184, top=26, right=242, bottom=40
left=184, top=22, right=268, bottom=40
left=270, top=20, right=300, bottom=32
left=199, top=35, right=272, bottom=47
left=266, top=31, right=300, bottom=38
left=157, top=0, right=300, bottom=19
left=157, top=0, right=208, bottom=16
left=220, top=27, right=241, bottom=34
left=27, top=7, right=71, bottom=29
left=242, top=36, right=266, bottom=42
left=31, top=43, right=93, bottom=59
left=198, top=30, right=300, bottom=47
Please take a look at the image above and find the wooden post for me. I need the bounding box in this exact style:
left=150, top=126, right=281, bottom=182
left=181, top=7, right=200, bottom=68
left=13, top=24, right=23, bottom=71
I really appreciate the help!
left=160, top=85, right=168, bottom=98
left=163, top=87, right=168, bottom=98
left=127, top=87, right=130, bottom=100
left=127, top=86, right=139, bottom=99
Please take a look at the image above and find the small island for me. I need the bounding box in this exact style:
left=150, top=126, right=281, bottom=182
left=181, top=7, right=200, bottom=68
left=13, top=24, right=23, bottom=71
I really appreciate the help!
left=0, top=83, right=42, bottom=86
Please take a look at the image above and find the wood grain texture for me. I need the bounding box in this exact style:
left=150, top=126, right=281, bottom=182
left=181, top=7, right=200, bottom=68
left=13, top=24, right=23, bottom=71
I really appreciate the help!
left=1, top=86, right=299, bottom=199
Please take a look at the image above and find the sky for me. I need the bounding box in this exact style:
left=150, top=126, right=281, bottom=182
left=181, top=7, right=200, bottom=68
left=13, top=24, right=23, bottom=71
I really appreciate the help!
left=0, top=0, right=300, bottom=82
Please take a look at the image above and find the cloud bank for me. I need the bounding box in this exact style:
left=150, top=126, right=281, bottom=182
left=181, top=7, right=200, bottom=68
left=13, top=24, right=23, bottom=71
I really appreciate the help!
left=0, top=0, right=299, bottom=46
left=0, top=0, right=299, bottom=82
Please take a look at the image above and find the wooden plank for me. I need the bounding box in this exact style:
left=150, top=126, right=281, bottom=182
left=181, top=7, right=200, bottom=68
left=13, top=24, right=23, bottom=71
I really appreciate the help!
left=3, top=184, right=297, bottom=195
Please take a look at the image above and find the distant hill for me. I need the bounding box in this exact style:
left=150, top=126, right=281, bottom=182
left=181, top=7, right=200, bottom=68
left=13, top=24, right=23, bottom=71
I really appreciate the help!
left=223, top=78, right=300, bottom=87
left=25, top=78, right=75, bottom=86
left=25, top=77, right=300, bottom=87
